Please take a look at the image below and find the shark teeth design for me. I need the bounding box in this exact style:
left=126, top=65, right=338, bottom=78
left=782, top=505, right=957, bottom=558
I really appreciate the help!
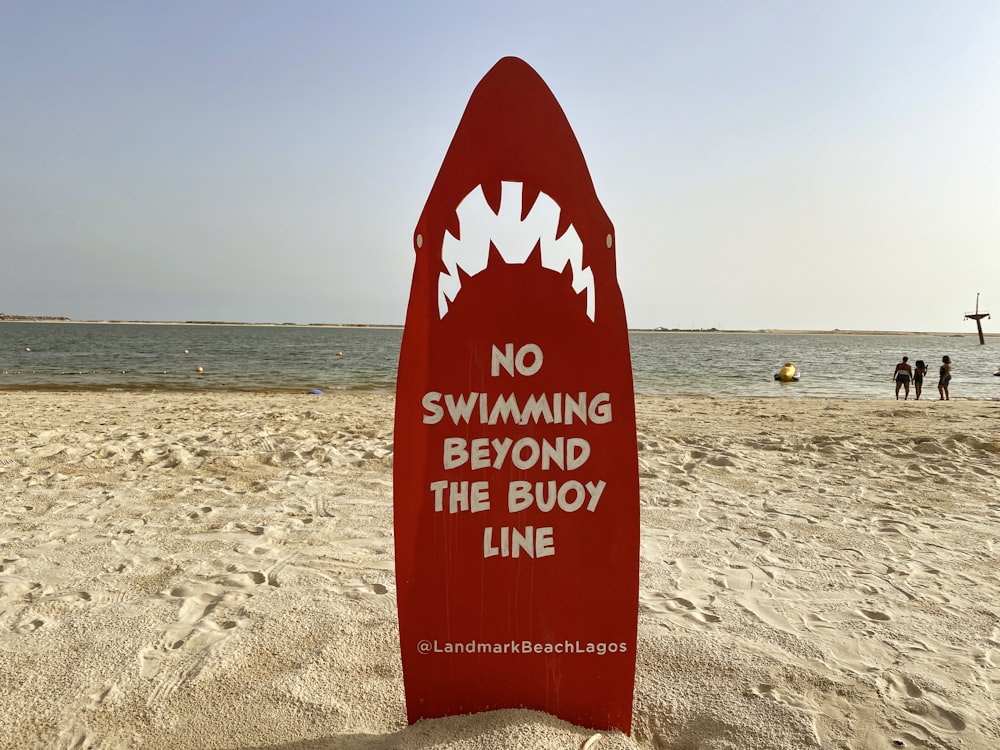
left=438, top=181, right=595, bottom=321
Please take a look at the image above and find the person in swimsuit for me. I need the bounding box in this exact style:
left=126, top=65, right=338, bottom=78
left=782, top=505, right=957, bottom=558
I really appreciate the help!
left=893, top=356, right=912, bottom=400
left=938, top=355, right=952, bottom=400
left=913, top=359, right=927, bottom=400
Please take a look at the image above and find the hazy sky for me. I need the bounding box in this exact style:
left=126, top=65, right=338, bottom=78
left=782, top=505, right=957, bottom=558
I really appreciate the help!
left=3, top=1, right=998, bottom=331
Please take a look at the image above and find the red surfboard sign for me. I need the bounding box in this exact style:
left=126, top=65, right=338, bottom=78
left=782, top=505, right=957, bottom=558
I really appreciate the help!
left=394, top=57, right=639, bottom=733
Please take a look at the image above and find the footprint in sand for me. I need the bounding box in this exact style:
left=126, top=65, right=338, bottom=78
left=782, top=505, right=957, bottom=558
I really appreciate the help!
left=333, top=580, right=389, bottom=598
left=751, top=683, right=815, bottom=712
left=640, top=591, right=721, bottom=626
left=858, top=608, right=892, bottom=622
left=873, top=518, right=918, bottom=535
left=711, top=565, right=755, bottom=592
left=15, top=617, right=46, bottom=634
left=881, top=671, right=968, bottom=733
left=138, top=573, right=259, bottom=709
left=881, top=671, right=922, bottom=698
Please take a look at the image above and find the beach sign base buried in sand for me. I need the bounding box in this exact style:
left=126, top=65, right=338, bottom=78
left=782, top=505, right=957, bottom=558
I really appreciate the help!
left=393, top=57, right=639, bottom=733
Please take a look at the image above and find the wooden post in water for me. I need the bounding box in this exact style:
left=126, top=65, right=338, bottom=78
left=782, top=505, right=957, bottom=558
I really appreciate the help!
left=964, top=292, right=990, bottom=345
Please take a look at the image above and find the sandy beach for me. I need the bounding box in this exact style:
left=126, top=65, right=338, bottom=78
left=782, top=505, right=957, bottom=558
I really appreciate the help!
left=1, top=391, right=997, bottom=749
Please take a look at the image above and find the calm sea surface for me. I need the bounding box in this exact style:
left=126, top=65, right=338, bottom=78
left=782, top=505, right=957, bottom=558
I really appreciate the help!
left=2, top=322, right=999, bottom=400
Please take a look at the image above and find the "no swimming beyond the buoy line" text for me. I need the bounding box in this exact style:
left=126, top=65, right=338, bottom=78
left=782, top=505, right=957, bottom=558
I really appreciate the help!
left=418, top=343, right=619, bottom=561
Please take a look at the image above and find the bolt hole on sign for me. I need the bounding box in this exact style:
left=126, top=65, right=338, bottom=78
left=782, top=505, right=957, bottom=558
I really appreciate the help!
left=394, top=57, right=639, bottom=734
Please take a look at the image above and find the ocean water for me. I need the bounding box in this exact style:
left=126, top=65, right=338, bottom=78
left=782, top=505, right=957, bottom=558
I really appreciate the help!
left=2, top=322, right=998, bottom=400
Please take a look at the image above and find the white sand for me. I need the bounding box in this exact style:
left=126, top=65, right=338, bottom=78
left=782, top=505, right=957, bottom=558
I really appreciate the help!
left=1, top=391, right=997, bottom=749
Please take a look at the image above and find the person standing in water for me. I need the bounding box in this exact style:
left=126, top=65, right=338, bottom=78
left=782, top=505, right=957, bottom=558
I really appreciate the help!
left=913, top=359, right=927, bottom=400
left=893, top=356, right=913, bottom=400
left=938, top=355, right=952, bottom=400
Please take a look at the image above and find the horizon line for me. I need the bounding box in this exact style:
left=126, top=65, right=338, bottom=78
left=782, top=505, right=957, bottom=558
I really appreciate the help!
left=0, top=314, right=995, bottom=337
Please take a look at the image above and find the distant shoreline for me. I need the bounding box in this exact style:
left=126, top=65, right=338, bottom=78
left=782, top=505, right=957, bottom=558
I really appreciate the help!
left=0, top=314, right=995, bottom=337
left=0, top=315, right=403, bottom=330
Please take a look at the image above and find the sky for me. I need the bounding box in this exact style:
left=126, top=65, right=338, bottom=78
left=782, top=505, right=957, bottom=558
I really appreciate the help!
left=2, top=1, right=999, bottom=332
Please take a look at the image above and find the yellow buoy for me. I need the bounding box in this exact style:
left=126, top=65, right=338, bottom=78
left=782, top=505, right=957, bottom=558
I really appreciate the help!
left=778, top=363, right=798, bottom=382
left=195, top=366, right=204, bottom=373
